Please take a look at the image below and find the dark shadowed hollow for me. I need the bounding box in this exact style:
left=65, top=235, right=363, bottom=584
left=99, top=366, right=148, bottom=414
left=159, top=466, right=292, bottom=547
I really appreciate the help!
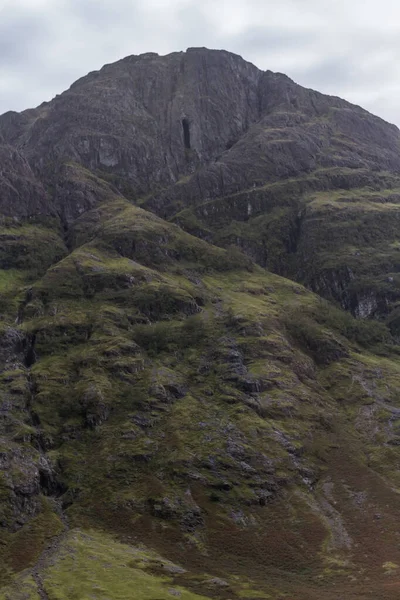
left=182, top=117, right=191, bottom=149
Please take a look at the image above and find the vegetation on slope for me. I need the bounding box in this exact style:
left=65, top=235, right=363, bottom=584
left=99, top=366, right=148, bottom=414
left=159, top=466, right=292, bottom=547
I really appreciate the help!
left=4, top=48, right=400, bottom=599
left=171, top=168, right=400, bottom=328
left=2, top=195, right=400, bottom=599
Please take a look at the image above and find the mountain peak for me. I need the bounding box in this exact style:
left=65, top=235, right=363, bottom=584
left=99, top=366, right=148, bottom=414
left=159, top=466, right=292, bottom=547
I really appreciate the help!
left=2, top=49, right=400, bottom=599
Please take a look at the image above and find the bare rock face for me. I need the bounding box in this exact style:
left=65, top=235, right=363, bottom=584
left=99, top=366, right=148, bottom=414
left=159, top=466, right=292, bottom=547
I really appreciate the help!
left=145, top=76, right=400, bottom=217
left=0, top=49, right=262, bottom=217
left=0, top=144, right=50, bottom=217
left=3, top=47, right=399, bottom=222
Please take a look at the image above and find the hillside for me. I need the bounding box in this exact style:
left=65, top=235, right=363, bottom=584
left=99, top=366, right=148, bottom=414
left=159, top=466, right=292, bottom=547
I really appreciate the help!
left=1, top=48, right=400, bottom=599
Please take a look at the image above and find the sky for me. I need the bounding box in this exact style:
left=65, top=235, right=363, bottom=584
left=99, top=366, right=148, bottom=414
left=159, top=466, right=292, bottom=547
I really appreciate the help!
left=1, top=0, right=400, bottom=126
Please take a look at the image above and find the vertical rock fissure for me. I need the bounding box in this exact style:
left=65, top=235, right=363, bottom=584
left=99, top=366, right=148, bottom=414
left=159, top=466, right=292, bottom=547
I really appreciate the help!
left=24, top=334, right=36, bottom=367
left=182, top=118, right=191, bottom=149
left=25, top=370, right=68, bottom=498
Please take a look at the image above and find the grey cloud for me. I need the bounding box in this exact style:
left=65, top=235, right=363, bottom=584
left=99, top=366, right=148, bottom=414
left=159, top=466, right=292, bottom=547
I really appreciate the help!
left=0, top=12, right=53, bottom=66
left=293, top=58, right=371, bottom=90
left=223, top=25, right=315, bottom=54
left=66, top=0, right=140, bottom=29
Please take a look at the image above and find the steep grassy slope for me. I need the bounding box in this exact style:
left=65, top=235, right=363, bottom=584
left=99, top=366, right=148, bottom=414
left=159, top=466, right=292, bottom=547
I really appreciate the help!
left=167, top=166, right=400, bottom=325
left=2, top=194, right=400, bottom=598
left=137, top=109, right=400, bottom=330
left=141, top=104, right=399, bottom=328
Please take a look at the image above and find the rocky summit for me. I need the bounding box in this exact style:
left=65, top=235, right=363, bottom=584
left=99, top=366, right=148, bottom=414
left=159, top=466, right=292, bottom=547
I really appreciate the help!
left=2, top=47, right=400, bottom=599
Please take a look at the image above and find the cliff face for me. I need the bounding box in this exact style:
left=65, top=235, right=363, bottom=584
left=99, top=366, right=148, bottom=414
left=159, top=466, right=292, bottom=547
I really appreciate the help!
left=4, top=47, right=400, bottom=216
left=0, top=49, right=262, bottom=219
left=2, top=48, right=400, bottom=599
left=2, top=48, right=400, bottom=318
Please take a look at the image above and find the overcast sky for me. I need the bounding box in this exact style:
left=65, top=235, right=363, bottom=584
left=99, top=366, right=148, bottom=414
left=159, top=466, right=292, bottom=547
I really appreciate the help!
left=1, top=0, right=400, bottom=126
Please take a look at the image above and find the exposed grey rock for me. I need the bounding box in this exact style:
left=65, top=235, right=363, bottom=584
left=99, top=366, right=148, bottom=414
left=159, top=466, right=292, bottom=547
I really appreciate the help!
left=0, top=144, right=50, bottom=217
left=2, top=47, right=400, bottom=226
left=206, top=577, right=230, bottom=587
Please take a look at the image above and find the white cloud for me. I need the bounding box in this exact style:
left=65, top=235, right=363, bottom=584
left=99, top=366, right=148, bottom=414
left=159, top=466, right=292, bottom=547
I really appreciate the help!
left=0, top=0, right=400, bottom=126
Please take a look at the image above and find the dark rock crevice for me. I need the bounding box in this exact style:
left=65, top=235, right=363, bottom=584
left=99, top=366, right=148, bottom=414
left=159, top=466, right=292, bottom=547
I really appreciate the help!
left=9, top=317, right=70, bottom=511
left=39, top=468, right=68, bottom=498
left=27, top=376, right=69, bottom=503
left=23, top=333, right=36, bottom=367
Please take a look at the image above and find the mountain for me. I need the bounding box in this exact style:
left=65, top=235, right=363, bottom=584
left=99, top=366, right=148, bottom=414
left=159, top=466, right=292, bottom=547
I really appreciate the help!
left=1, top=47, right=400, bottom=599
